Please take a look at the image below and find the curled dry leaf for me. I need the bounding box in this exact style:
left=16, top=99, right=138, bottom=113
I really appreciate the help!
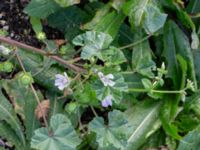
left=54, top=39, right=66, bottom=47
left=35, top=100, right=50, bottom=121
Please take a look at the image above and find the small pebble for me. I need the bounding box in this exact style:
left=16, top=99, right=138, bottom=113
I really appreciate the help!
left=10, top=33, right=14, bottom=37
left=0, top=20, right=6, bottom=26
left=3, top=25, right=9, bottom=31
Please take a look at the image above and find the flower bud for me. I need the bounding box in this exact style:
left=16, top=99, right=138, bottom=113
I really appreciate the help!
left=0, top=61, right=13, bottom=73
left=3, top=61, right=13, bottom=72
left=66, top=102, right=78, bottom=114
left=18, top=72, right=34, bottom=86
left=36, top=32, right=46, bottom=41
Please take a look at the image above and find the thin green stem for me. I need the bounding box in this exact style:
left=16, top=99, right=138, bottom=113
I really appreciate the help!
left=151, top=89, right=185, bottom=94
left=90, top=106, right=98, bottom=117
left=119, top=34, right=152, bottom=50
left=128, top=88, right=148, bottom=92
left=128, top=88, right=185, bottom=94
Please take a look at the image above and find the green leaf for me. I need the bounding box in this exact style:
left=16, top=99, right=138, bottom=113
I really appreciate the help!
left=72, top=31, right=113, bottom=60
left=30, top=17, right=43, bottom=34
left=125, top=101, right=162, bottom=150
left=193, top=51, right=200, bottom=87
left=132, top=31, right=155, bottom=78
left=111, top=0, right=126, bottom=11
left=2, top=76, right=41, bottom=142
left=0, top=82, right=26, bottom=147
left=74, top=83, right=99, bottom=106
left=24, top=0, right=60, bottom=19
left=31, top=114, right=81, bottom=150
left=54, top=0, right=80, bottom=7
left=177, top=127, right=200, bottom=150
left=139, top=130, right=165, bottom=150
left=83, top=4, right=125, bottom=39
left=123, top=0, right=167, bottom=33
left=47, top=6, right=90, bottom=40
left=142, top=4, right=167, bottom=33
left=142, top=78, right=153, bottom=90
left=160, top=56, right=187, bottom=140
left=191, top=31, right=199, bottom=49
left=89, top=110, right=129, bottom=149
left=160, top=95, right=182, bottom=140
left=101, top=46, right=126, bottom=65
left=48, top=6, right=91, bottom=40
left=186, top=0, right=200, bottom=14
left=185, top=90, right=200, bottom=117
left=0, top=122, right=25, bottom=150
left=162, top=21, right=197, bottom=89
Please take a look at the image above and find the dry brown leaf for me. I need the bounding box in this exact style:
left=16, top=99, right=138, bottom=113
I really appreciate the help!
left=35, top=100, right=50, bottom=121
left=54, top=39, right=66, bottom=47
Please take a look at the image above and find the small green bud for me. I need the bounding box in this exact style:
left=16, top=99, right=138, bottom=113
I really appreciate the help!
left=90, top=57, right=95, bottom=64
left=59, top=46, right=67, bottom=55
left=83, top=63, right=90, bottom=69
left=157, top=62, right=167, bottom=75
left=186, top=79, right=195, bottom=92
left=3, top=61, right=13, bottom=72
left=115, top=66, right=121, bottom=71
left=18, top=72, right=34, bottom=86
left=0, top=61, right=13, bottom=73
left=66, top=102, right=78, bottom=114
left=105, top=62, right=111, bottom=67
left=36, top=32, right=46, bottom=41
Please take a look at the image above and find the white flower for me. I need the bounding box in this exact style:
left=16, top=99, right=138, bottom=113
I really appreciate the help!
left=0, top=45, right=11, bottom=55
left=55, top=72, right=70, bottom=90
left=101, top=95, right=113, bottom=107
left=98, top=72, right=115, bottom=87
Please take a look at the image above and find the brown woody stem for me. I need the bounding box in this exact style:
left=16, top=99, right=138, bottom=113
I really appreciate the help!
left=0, top=36, right=86, bottom=73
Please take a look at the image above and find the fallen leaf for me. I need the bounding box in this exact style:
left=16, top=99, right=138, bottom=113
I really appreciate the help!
left=35, top=100, right=50, bottom=121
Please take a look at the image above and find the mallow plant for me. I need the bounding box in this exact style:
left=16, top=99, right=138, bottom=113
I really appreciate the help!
left=0, top=0, right=200, bottom=150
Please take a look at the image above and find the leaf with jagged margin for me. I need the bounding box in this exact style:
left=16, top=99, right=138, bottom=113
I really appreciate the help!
left=24, top=0, right=60, bottom=19
left=101, top=46, right=126, bottom=65
left=0, top=82, right=26, bottom=147
left=89, top=110, right=129, bottom=149
left=123, top=0, right=167, bottom=33
left=72, top=31, right=113, bottom=60
left=125, top=101, right=162, bottom=150
left=31, top=114, right=81, bottom=150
